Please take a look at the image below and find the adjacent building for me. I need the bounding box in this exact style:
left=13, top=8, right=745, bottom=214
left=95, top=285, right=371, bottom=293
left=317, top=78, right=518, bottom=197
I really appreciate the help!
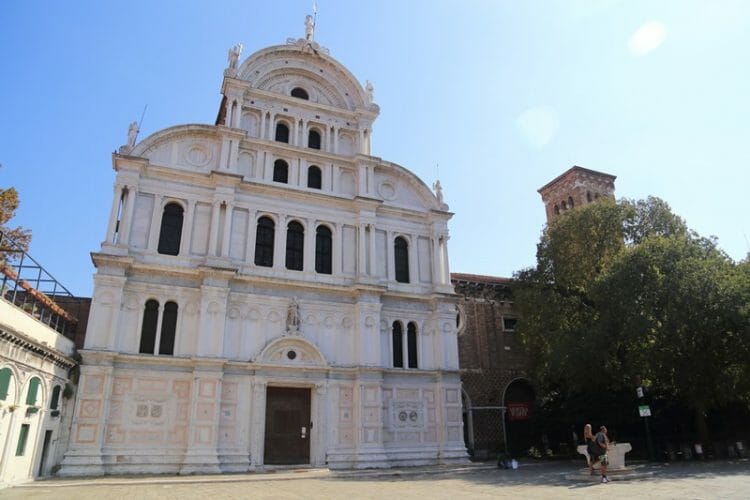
left=60, top=23, right=466, bottom=475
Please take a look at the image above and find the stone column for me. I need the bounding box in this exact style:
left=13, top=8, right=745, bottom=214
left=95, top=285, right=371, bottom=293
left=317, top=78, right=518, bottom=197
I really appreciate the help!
left=179, top=199, right=196, bottom=256
left=208, top=201, right=221, bottom=256
left=147, top=194, right=164, bottom=252
left=259, top=111, right=266, bottom=140
left=221, top=202, right=233, bottom=258
left=105, top=184, right=125, bottom=244
left=408, top=235, right=418, bottom=284
left=120, top=185, right=138, bottom=247
left=273, top=214, right=287, bottom=270
left=58, top=353, right=115, bottom=476
left=248, top=379, right=267, bottom=469
left=386, top=231, right=395, bottom=282
left=304, top=218, right=315, bottom=272
left=180, top=361, right=224, bottom=474
left=368, top=224, right=377, bottom=276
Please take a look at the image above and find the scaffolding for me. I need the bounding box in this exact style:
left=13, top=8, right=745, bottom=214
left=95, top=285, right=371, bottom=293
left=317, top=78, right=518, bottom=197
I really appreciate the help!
left=0, top=229, right=79, bottom=338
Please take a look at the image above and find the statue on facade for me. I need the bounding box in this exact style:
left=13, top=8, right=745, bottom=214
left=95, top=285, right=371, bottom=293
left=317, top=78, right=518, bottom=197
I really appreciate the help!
left=227, top=43, right=243, bottom=70
left=286, top=297, right=300, bottom=334
left=305, top=15, right=315, bottom=41
left=365, top=80, right=374, bottom=104
left=433, top=180, right=444, bottom=204
left=127, top=121, right=139, bottom=148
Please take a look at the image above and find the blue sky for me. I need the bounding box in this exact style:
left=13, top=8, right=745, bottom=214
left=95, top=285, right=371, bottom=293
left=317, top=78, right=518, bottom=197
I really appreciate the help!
left=2, top=0, right=749, bottom=296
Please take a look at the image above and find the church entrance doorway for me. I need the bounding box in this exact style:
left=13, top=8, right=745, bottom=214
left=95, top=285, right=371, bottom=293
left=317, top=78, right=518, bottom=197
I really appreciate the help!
left=264, top=387, right=311, bottom=465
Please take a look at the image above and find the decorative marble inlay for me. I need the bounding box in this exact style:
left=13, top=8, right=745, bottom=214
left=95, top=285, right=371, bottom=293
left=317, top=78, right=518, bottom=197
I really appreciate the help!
left=112, top=377, right=133, bottom=396
left=80, top=399, right=101, bottom=419
left=390, top=401, right=425, bottom=430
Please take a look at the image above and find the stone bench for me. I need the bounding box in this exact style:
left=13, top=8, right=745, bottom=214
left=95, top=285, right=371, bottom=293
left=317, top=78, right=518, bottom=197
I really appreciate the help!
left=577, top=442, right=632, bottom=471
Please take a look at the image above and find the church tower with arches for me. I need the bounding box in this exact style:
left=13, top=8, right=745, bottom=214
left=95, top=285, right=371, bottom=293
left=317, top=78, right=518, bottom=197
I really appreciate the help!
left=60, top=21, right=466, bottom=475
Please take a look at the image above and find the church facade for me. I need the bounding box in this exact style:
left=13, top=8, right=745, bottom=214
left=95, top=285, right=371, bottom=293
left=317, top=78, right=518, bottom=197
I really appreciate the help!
left=60, top=25, right=466, bottom=475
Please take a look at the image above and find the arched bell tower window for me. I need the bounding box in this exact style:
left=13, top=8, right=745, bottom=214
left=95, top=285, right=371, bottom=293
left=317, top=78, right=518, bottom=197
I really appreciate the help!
left=392, top=321, right=404, bottom=368
left=315, top=225, right=332, bottom=274
left=254, top=216, right=275, bottom=267
left=308, top=129, right=321, bottom=150
left=307, top=165, right=322, bottom=189
left=286, top=221, right=304, bottom=271
left=275, top=122, right=290, bottom=143
left=157, top=202, right=184, bottom=256
left=394, top=236, right=410, bottom=283
left=291, top=87, right=309, bottom=100
left=273, top=159, right=289, bottom=183
left=407, top=321, right=418, bottom=368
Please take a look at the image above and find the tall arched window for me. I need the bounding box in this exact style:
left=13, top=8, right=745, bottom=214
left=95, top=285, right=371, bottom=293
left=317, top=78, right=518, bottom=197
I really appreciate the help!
left=139, top=299, right=159, bottom=354
left=291, top=87, right=309, bottom=100
left=0, top=367, right=12, bottom=401
left=394, top=236, right=410, bottom=283
left=307, top=165, right=322, bottom=189
left=254, top=216, right=275, bottom=267
left=159, top=301, right=178, bottom=355
left=315, top=225, right=332, bottom=274
left=26, top=376, right=41, bottom=406
left=286, top=221, right=304, bottom=271
left=157, top=202, right=184, bottom=255
left=392, top=321, right=404, bottom=368
left=308, top=129, right=321, bottom=149
left=568, top=196, right=574, bottom=208
left=554, top=205, right=560, bottom=215
left=273, top=159, right=289, bottom=183
left=50, top=385, right=61, bottom=410
left=275, top=122, right=290, bottom=143
left=407, top=322, right=418, bottom=368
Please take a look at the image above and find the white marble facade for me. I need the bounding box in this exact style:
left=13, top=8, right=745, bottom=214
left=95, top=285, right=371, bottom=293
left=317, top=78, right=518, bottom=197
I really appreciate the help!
left=60, top=28, right=466, bottom=475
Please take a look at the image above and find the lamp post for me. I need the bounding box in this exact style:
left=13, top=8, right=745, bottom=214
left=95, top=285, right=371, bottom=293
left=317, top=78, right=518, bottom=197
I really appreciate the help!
left=636, top=386, right=655, bottom=461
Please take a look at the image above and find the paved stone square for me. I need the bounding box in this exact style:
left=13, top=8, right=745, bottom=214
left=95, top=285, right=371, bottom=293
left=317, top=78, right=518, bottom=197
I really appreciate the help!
left=4, top=460, right=749, bottom=500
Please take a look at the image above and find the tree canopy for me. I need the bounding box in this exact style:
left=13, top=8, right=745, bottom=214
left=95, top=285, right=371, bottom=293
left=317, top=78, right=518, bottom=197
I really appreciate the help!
left=514, top=197, right=750, bottom=442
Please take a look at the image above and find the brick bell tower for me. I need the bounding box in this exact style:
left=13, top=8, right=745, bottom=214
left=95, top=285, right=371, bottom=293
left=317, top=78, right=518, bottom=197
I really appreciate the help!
left=537, top=166, right=616, bottom=222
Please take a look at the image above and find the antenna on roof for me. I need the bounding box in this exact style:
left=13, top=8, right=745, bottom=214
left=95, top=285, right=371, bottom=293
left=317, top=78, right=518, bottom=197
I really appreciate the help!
left=313, top=1, right=318, bottom=28
left=137, top=104, right=148, bottom=140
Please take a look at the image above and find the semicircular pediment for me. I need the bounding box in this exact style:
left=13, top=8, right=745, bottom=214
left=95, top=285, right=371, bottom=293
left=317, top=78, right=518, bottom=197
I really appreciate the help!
left=256, top=336, right=328, bottom=368
left=237, top=45, right=368, bottom=112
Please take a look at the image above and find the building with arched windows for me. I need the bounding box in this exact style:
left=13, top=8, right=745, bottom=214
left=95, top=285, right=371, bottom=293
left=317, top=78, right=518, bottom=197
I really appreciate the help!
left=59, top=23, right=464, bottom=475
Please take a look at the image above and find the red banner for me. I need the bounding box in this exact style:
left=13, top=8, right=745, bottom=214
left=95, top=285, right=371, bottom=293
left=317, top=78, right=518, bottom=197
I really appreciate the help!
left=507, top=402, right=531, bottom=421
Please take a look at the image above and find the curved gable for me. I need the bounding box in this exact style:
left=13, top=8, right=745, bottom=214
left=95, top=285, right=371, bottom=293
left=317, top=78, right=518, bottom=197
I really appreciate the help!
left=238, top=45, right=369, bottom=112
left=130, top=125, right=221, bottom=171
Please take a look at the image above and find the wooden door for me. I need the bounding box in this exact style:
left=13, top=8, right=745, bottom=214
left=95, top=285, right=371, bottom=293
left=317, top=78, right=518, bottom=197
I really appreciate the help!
left=264, top=387, right=311, bottom=465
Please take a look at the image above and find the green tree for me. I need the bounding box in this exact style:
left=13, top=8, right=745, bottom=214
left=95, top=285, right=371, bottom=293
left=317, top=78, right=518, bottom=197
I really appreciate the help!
left=515, top=196, right=749, bottom=443
left=1, top=169, right=32, bottom=265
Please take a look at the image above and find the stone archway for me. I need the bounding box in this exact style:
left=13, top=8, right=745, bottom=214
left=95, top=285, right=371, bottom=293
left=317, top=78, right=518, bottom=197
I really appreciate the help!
left=502, top=378, right=536, bottom=457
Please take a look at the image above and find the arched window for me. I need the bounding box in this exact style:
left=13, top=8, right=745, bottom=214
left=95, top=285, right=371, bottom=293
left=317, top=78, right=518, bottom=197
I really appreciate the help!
left=159, top=301, right=178, bottom=355
left=554, top=205, right=560, bottom=215
left=275, top=122, right=290, bottom=143
left=307, top=165, right=322, bottom=189
left=407, top=322, right=418, bottom=368
left=273, top=159, right=289, bottom=183
left=315, top=225, right=332, bottom=274
left=157, top=202, right=184, bottom=255
left=308, top=129, right=321, bottom=150
left=291, top=87, right=309, bottom=100
left=254, top=216, right=275, bottom=267
left=26, top=376, right=41, bottom=406
left=568, top=196, right=574, bottom=208
left=587, top=191, right=593, bottom=203
left=561, top=200, right=568, bottom=210
left=50, top=385, right=61, bottom=410
left=139, top=299, right=159, bottom=354
left=0, top=367, right=12, bottom=401
left=286, top=221, right=304, bottom=271
left=392, top=321, right=404, bottom=368
left=394, top=237, right=410, bottom=283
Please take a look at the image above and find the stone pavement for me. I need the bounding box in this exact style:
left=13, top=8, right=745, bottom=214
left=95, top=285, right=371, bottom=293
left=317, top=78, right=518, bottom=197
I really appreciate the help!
left=3, top=459, right=749, bottom=499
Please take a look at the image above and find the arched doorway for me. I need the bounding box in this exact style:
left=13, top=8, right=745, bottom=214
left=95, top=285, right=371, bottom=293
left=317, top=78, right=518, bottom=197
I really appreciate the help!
left=502, top=378, right=535, bottom=457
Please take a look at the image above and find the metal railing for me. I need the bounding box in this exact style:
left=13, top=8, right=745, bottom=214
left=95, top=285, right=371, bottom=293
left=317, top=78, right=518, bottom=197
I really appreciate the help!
left=0, top=229, right=79, bottom=337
